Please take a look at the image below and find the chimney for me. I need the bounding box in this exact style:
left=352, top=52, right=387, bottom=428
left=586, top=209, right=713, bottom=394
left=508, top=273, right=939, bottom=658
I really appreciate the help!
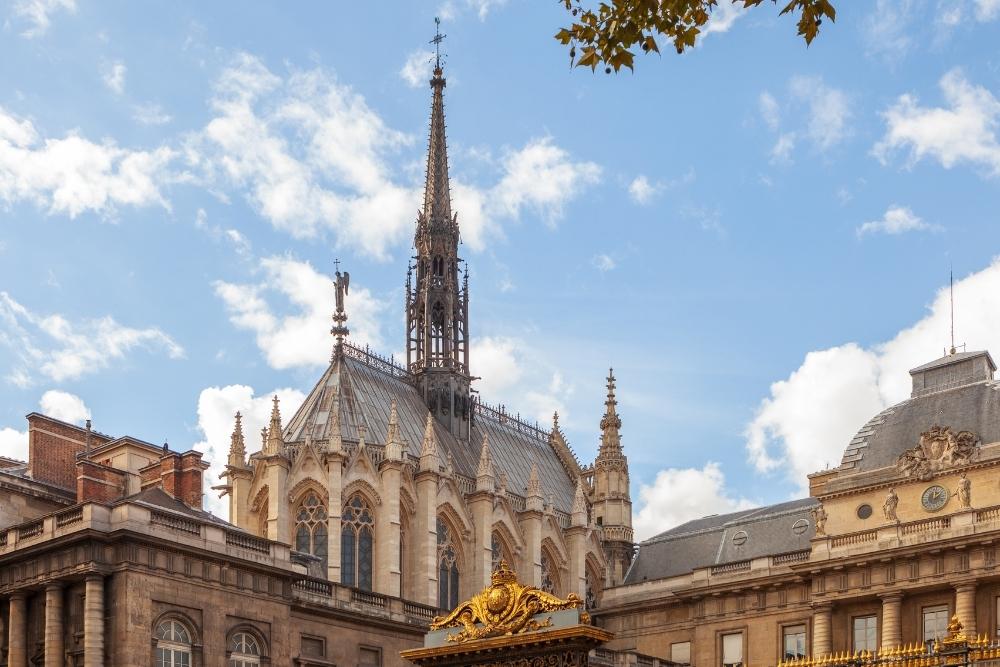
left=139, top=448, right=209, bottom=509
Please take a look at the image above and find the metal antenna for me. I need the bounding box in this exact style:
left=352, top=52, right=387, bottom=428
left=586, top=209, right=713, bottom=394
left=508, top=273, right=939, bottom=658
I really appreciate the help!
left=430, top=17, right=447, bottom=70
left=949, top=266, right=956, bottom=355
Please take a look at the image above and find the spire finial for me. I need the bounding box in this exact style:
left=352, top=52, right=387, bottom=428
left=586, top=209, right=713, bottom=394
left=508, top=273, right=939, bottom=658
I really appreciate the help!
left=265, top=395, right=284, bottom=455
left=229, top=411, right=247, bottom=466
left=430, top=17, right=447, bottom=72
left=949, top=266, right=956, bottom=355
left=331, top=260, right=350, bottom=358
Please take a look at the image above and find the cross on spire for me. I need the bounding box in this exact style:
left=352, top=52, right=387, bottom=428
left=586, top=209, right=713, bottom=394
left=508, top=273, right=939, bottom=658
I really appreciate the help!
left=430, top=17, right=447, bottom=70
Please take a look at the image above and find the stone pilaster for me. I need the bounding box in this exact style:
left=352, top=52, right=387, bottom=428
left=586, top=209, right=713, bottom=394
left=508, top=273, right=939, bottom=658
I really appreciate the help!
left=262, top=455, right=289, bottom=544
left=955, top=583, right=977, bottom=636
left=45, top=583, right=64, bottom=667
left=469, top=490, right=494, bottom=591
left=812, top=602, right=832, bottom=657
left=8, top=592, right=27, bottom=667
left=84, top=575, right=104, bottom=667
left=564, top=526, right=588, bottom=599
left=377, top=459, right=403, bottom=597
left=325, top=451, right=344, bottom=583
left=880, top=592, right=903, bottom=650
left=415, top=468, right=440, bottom=606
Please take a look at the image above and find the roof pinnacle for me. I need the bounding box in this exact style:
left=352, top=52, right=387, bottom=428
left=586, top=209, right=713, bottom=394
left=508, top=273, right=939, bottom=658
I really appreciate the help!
left=420, top=30, right=454, bottom=232
left=476, top=433, right=494, bottom=486
left=265, top=395, right=284, bottom=455
left=331, top=261, right=350, bottom=358
left=228, top=411, right=246, bottom=467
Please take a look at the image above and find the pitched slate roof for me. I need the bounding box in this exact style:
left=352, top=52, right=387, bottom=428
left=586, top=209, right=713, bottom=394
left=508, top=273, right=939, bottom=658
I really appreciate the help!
left=624, top=498, right=817, bottom=584
left=283, top=346, right=578, bottom=513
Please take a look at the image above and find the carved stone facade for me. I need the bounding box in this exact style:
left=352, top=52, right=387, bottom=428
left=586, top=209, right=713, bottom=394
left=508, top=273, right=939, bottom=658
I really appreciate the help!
left=598, top=349, right=1000, bottom=667
left=0, top=60, right=633, bottom=667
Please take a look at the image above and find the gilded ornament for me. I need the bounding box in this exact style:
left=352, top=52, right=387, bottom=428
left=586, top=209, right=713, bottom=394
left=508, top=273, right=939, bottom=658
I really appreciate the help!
left=430, top=560, right=585, bottom=643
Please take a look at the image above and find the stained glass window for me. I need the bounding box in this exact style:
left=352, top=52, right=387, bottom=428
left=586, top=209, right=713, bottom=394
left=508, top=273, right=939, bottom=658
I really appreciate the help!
left=437, top=517, right=460, bottom=610
left=294, top=492, right=329, bottom=568
left=540, top=550, right=557, bottom=594
left=341, top=494, right=375, bottom=591
left=491, top=532, right=512, bottom=572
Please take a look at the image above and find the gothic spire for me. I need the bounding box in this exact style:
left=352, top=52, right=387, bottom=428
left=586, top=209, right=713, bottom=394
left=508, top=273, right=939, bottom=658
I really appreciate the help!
left=384, top=399, right=403, bottom=461
left=599, top=368, right=623, bottom=457
left=228, top=411, right=246, bottom=467
left=331, top=260, right=350, bottom=358
left=265, top=395, right=284, bottom=455
left=476, top=433, right=494, bottom=490
left=421, top=47, right=452, bottom=228
left=420, top=411, right=440, bottom=471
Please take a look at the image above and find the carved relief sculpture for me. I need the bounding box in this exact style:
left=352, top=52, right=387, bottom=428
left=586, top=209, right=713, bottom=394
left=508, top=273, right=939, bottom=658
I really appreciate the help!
left=882, top=488, right=899, bottom=522
left=896, top=426, right=979, bottom=478
left=430, top=560, right=584, bottom=643
left=957, top=472, right=972, bottom=509
left=811, top=504, right=828, bottom=537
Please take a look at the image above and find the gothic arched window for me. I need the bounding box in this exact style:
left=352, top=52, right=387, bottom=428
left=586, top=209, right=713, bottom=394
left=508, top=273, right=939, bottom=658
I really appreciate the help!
left=228, top=631, right=262, bottom=667
left=294, top=492, right=328, bottom=567
left=154, top=618, right=193, bottom=667
left=585, top=565, right=601, bottom=610
left=491, top=532, right=512, bottom=572
left=341, top=494, right=375, bottom=591
left=437, top=517, right=460, bottom=610
left=540, top=550, right=558, bottom=594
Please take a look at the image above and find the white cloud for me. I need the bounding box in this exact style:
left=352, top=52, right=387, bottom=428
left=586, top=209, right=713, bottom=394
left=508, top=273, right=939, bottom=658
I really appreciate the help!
left=976, top=0, right=1000, bottom=20
left=192, top=54, right=599, bottom=259
left=790, top=75, right=851, bottom=151
left=861, top=0, right=917, bottom=64
left=0, top=106, right=176, bottom=218
left=745, top=257, right=1000, bottom=491
left=633, top=462, right=755, bottom=540
left=10, top=0, right=75, bottom=38
left=193, top=384, right=306, bottom=519
left=857, top=205, right=935, bottom=237
left=490, top=137, right=601, bottom=227
left=627, top=175, right=658, bottom=204
left=132, top=103, right=172, bottom=126
left=102, top=61, right=127, bottom=95
left=214, top=255, right=388, bottom=370
left=471, top=336, right=524, bottom=395
left=400, top=49, right=435, bottom=88
left=874, top=69, right=1000, bottom=176
left=438, top=0, right=509, bottom=21
left=702, top=2, right=744, bottom=37
left=0, top=292, right=184, bottom=385
left=39, top=389, right=90, bottom=423
left=760, top=77, right=850, bottom=162
left=0, top=427, right=28, bottom=461
left=758, top=91, right=780, bottom=131
left=592, top=253, right=616, bottom=272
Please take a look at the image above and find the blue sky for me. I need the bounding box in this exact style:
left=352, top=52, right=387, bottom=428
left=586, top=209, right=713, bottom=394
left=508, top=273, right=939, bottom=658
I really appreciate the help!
left=2, top=0, right=1000, bottom=536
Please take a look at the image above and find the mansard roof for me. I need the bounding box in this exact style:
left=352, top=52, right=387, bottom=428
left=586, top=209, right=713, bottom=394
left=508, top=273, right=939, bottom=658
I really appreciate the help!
left=838, top=351, right=1000, bottom=474
left=282, top=344, right=578, bottom=513
left=624, top=497, right=817, bottom=584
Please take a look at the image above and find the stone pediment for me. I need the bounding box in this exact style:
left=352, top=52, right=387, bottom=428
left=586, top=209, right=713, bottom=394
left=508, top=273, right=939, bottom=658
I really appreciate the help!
left=896, top=425, right=979, bottom=478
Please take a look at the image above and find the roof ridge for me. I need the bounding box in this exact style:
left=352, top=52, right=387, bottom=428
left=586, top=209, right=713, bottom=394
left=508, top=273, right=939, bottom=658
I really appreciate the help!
left=643, top=498, right=816, bottom=544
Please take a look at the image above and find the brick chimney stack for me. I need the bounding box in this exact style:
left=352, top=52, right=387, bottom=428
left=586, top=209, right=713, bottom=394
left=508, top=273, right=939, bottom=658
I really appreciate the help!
left=139, top=449, right=209, bottom=508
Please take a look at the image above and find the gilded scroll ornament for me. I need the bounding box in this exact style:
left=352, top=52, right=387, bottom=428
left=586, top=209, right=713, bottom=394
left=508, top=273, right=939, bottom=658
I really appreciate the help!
left=430, top=560, right=585, bottom=643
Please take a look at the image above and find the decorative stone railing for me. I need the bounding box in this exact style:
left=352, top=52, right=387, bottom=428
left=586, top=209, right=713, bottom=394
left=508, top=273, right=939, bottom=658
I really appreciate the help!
left=293, top=576, right=333, bottom=597
left=831, top=529, right=878, bottom=548
left=17, top=520, right=43, bottom=540
left=150, top=510, right=200, bottom=535
left=976, top=505, right=1000, bottom=523
left=772, top=549, right=811, bottom=566
left=351, top=589, right=388, bottom=609
left=403, top=601, right=437, bottom=622
left=711, top=559, right=752, bottom=576
left=291, top=578, right=438, bottom=626
left=55, top=506, right=83, bottom=527
left=225, top=530, right=270, bottom=554
left=901, top=516, right=950, bottom=535
left=601, top=525, right=634, bottom=542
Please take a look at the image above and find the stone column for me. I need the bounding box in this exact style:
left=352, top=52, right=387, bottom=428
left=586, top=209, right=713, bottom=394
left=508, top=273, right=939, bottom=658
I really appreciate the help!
left=415, top=469, right=440, bottom=607
left=955, top=583, right=977, bottom=636
left=880, top=593, right=903, bottom=650
left=812, top=602, right=832, bottom=657
left=84, top=575, right=104, bottom=667
left=45, top=583, right=64, bottom=667
left=468, top=490, right=494, bottom=591
left=8, top=592, right=27, bottom=667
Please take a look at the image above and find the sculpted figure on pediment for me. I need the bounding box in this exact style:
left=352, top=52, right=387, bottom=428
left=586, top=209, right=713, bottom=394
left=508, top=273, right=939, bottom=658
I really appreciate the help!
left=896, top=425, right=979, bottom=478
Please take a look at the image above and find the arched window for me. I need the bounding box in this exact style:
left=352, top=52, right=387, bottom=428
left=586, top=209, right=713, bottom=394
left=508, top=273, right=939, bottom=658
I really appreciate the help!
left=294, top=492, right=328, bottom=567
left=229, top=631, right=262, bottom=667
left=437, top=517, right=460, bottom=610
left=341, top=494, right=374, bottom=591
left=585, top=565, right=601, bottom=610
left=540, top=550, right=558, bottom=594
left=154, top=619, right=192, bottom=667
left=491, top=531, right=512, bottom=572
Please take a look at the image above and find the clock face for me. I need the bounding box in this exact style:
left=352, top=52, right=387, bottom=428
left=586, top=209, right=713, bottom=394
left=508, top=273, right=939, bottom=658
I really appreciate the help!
left=921, top=485, right=949, bottom=512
